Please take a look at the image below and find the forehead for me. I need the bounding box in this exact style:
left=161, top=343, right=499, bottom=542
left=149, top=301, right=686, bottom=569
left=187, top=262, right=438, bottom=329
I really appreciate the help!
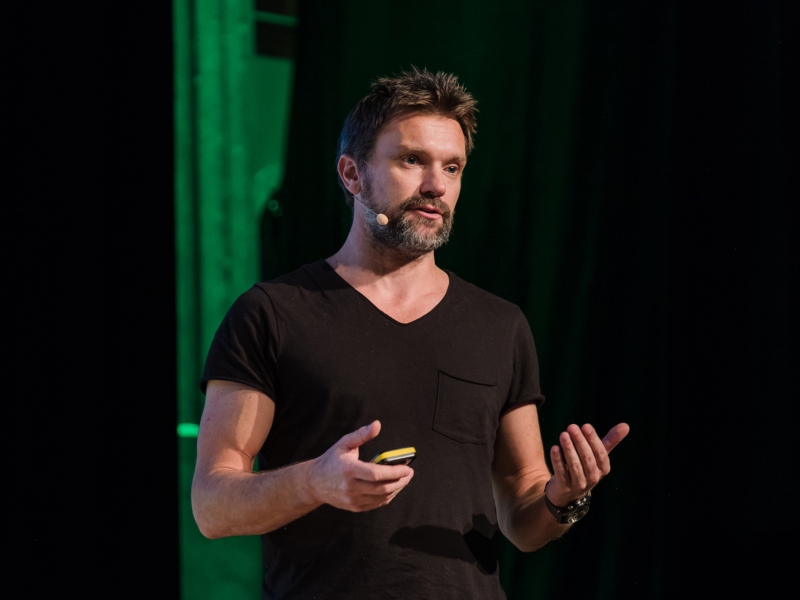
left=373, top=114, right=466, bottom=159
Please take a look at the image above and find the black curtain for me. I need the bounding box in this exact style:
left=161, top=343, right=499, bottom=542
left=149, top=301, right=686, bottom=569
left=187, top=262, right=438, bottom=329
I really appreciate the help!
left=14, top=2, right=178, bottom=597
left=263, top=1, right=799, bottom=597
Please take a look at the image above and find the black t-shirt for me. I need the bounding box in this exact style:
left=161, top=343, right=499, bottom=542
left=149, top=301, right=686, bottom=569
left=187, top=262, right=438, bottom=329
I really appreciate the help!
left=201, top=260, right=545, bottom=599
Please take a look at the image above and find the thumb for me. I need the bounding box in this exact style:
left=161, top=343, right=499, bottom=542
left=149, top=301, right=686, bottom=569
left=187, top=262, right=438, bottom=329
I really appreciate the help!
left=602, top=422, right=630, bottom=453
left=340, top=420, right=381, bottom=450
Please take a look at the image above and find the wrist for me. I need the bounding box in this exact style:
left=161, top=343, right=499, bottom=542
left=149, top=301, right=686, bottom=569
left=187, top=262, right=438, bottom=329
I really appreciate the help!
left=296, top=459, right=323, bottom=509
left=544, top=487, right=592, bottom=525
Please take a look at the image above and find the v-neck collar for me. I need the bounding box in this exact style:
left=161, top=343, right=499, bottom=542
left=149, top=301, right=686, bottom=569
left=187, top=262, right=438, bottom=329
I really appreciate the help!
left=317, top=259, right=453, bottom=326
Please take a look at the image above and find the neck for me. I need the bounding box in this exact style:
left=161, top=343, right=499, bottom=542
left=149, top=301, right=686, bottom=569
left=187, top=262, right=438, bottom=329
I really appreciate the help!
left=326, top=213, right=443, bottom=291
left=326, top=225, right=449, bottom=324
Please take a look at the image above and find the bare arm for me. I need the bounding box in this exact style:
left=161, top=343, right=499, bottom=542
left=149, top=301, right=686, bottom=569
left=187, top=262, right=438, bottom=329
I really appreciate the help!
left=492, top=403, right=630, bottom=552
left=191, top=380, right=414, bottom=539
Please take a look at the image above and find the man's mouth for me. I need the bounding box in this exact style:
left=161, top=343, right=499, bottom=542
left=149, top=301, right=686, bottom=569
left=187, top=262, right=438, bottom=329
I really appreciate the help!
left=411, top=205, right=443, bottom=218
left=400, top=197, right=450, bottom=220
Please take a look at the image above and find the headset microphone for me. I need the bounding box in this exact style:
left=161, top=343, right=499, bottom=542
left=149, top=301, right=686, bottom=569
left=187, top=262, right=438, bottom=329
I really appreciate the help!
left=355, top=195, right=388, bottom=227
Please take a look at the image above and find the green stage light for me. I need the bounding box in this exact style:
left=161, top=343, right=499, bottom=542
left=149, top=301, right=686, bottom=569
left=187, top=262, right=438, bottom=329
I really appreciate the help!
left=176, top=422, right=199, bottom=438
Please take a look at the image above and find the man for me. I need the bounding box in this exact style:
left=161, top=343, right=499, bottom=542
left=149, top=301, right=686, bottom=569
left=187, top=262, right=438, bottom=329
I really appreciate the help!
left=192, top=67, right=629, bottom=599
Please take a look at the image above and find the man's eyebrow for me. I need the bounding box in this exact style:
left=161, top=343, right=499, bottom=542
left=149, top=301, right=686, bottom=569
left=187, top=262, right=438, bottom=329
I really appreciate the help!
left=396, top=145, right=467, bottom=164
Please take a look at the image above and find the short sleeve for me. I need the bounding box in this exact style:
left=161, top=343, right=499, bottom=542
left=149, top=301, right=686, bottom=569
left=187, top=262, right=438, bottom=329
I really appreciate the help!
left=199, top=285, right=279, bottom=399
left=502, top=309, right=546, bottom=413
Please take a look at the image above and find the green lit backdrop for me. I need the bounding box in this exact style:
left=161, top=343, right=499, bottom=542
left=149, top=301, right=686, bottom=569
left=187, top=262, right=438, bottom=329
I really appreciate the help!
left=174, top=1, right=797, bottom=598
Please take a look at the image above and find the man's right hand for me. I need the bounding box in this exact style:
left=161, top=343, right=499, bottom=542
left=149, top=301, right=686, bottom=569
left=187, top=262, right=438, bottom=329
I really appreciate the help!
left=306, top=420, right=415, bottom=512
left=194, top=383, right=414, bottom=538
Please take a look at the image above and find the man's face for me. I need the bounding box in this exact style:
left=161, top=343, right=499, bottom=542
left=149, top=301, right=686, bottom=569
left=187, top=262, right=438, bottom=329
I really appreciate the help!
left=357, top=113, right=467, bottom=256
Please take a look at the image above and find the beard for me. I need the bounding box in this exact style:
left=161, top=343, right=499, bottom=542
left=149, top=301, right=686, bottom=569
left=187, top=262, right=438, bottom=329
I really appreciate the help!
left=359, top=182, right=454, bottom=258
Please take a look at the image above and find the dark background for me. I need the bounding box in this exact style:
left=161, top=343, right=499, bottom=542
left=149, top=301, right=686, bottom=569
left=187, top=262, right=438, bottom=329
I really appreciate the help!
left=15, top=1, right=797, bottom=597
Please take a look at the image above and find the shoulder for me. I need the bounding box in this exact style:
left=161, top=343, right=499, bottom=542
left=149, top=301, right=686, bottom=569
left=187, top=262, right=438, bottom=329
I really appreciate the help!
left=248, top=260, right=332, bottom=301
left=219, top=261, right=330, bottom=324
left=257, top=259, right=328, bottom=289
left=446, top=271, right=526, bottom=321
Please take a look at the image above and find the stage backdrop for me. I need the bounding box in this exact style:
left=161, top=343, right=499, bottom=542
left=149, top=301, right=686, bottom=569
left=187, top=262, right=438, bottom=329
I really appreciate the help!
left=175, top=1, right=797, bottom=598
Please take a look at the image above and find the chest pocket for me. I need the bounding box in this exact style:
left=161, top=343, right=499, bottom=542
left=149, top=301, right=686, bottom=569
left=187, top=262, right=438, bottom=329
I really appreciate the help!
left=432, top=371, right=497, bottom=444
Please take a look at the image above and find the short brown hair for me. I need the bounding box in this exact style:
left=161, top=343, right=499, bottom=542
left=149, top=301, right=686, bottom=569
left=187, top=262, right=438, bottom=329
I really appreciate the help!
left=336, top=67, right=478, bottom=205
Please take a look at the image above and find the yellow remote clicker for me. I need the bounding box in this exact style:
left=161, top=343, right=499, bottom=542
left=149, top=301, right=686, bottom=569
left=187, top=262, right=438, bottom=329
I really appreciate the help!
left=370, top=447, right=417, bottom=466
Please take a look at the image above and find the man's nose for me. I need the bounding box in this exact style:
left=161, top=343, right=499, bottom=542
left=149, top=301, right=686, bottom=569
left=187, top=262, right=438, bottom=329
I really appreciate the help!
left=420, top=168, right=446, bottom=198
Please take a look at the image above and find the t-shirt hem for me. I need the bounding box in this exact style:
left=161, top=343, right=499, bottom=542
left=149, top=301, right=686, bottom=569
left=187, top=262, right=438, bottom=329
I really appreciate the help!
left=501, top=395, right=545, bottom=416
left=199, top=376, right=276, bottom=400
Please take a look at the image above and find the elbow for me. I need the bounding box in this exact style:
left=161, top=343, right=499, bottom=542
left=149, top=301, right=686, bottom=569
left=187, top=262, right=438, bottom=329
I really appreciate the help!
left=191, top=504, right=224, bottom=539
left=200, top=528, right=227, bottom=540
left=498, top=505, right=553, bottom=554
left=507, top=535, right=546, bottom=554
left=192, top=508, right=230, bottom=540
left=499, top=524, right=546, bottom=554
left=191, top=488, right=228, bottom=540
left=196, top=526, right=218, bottom=540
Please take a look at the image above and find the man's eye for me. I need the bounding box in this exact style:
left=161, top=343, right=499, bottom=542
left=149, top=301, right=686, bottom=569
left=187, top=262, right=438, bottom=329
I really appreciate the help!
left=446, top=166, right=459, bottom=174
left=404, top=157, right=418, bottom=165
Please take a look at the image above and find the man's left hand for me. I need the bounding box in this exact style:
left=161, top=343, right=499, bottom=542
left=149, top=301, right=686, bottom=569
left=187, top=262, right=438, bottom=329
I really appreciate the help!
left=545, top=422, right=630, bottom=507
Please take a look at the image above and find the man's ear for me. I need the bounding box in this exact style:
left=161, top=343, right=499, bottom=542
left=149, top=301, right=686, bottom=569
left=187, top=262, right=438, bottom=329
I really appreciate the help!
left=337, top=154, right=362, bottom=195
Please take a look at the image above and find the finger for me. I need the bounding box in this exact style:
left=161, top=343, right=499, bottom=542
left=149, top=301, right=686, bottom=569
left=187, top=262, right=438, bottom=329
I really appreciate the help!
left=601, top=422, right=630, bottom=453
left=354, top=461, right=413, bottom=482
left=559, top=426, right=586, bottom=474
left=550, top=440, right=569, bottom=480
left=339, top=420, right=381, bottom=450
left=577, top=423, right=617, bottom=482
left=355, top=470, right=414, bottom=496
left=385, top=474, right=413, bottom=500
left=569, top=424, right=601, bottom=476
left=580, top=423, right=611, bottom=473
left=561, top=425, right=593, bottom=487
left=348, top=472, right=414, bottom=509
